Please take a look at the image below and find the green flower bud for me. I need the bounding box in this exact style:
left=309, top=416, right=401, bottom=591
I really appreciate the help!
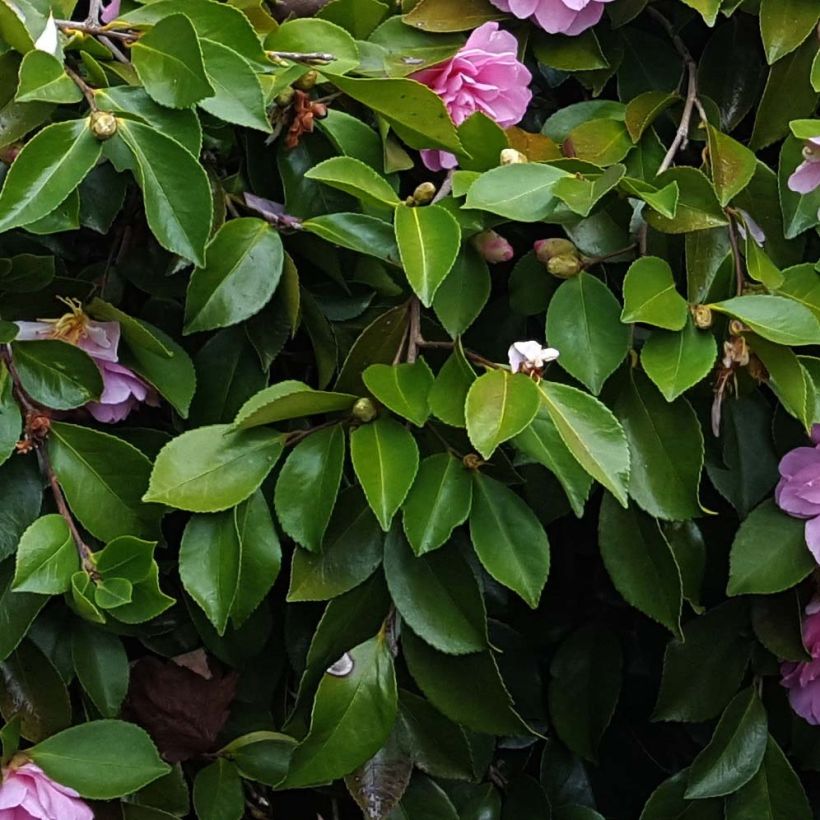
left=294, top=70, right=318, bottom=91
left=692, top=305, right=713, bottom=329
left=411, top=182, right=437, bottom=206
left=275, top=87, right=296, bottom=107
left=534, top=238, right=577, bottom=266
left=89, top=111, right=117, bottom=141
left=352, top=397, right=378, bottom=422
left=547, top=253, right=583, bottom=279
left=500, top=148, right=527, bottom=165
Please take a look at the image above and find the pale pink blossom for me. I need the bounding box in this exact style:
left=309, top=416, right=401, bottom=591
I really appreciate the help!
left=782, top=597, right=820, bottom=724
left=489, top=0, right=615, bottom=36
left=0, top=761, right=92, bottom=820
left=508, top=340, right=559, bottom=373
left=788, top=138, right=820, bottom=195
left=473, top=230, right=514, bottom=263
left=775, top=440, right=820, bottom=562
left=411, top=22, right=531, bottom=171
left=100, top=0, right=120, bottom=23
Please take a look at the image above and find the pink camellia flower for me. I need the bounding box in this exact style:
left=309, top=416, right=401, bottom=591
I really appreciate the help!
left=775, top=430, right=820, bottom=561
left=489, top=0, right=615, bottom=36
left=0, top=760, right=93, bottom=820
left=15, top=299, right=157, bottom=424
left=788, top=138, right=820, bottom=195
left=508, top=340, right=559, bottom=374
left=100, top=0, right=120, bottom=23
left=781, top=597, right=820, bottom=725
left=411, top=22, right=532, bottom=171
left=473, top=230, right=514, bottom=263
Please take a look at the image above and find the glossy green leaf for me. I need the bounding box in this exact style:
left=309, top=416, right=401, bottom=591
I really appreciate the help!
left=621, top=257, right=688, bottom=330
left=12, top=514, right=76, bottom=595
left=464, top=163, right=569, bottom=222
left=760, top=0, right=820, bottom=65
left=363, top=360, right=434, bottom=427
left=193, top=759, right=243, bottom=820
left=547, top=273, right=630, bottom=394
left=710, top=295, right=820, bottom=346
left=15, top=51, right=82, bottom=104
left=707, top=126, right=757, bottom=207
left=428, top=343, right=475, bottom=428
left=0, top=563, right=47, bottom=663
left=71, top=622, right=129, bottom=718
left=234, top=380, right=356, bottom=429
left=302, top=213, right=400, bottom=266
left=624, top=91, right=678, bottom=142
left=641, top=320, right=717, bottom=401
left=645, top=168, right=728, bottom=234
left=305, top=156, right=398, bottom=208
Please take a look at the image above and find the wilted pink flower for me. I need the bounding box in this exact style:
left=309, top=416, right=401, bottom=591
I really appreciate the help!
left=473, top=230, right=514, bottom=263
left=775, top=439, right=820, bottom=562
left=411, top=22, right=532, bottom=171
left=788, top=138, right=820, bottom=195
left=100, top=0, right=120, bottom=23
left=508, top=340, right=559, bottom=374
left=781, top=598, right=820, bottom=724
left=15, top=300, right=157, bottom=424
left=0, top=761, right=92, bottom=820
left=735, top=209, right=766, bottom=247
left=489, top=0, right=615, bottom=36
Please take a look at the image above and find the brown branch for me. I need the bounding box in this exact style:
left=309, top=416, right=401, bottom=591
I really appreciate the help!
left=406, top=298, right=421, bottom=364
left=266, top=50, right=335, bottom=65
left=583, top=243, right=637, bottom=267
left=55, top=20, right=136, bottom=40
left=284, top=419, right=343, bottom=448
left=415, top=339, right=498, bottom=370
left=726, top=214, right=746, bottom=296
left=64, top=65, right=98, bottom=111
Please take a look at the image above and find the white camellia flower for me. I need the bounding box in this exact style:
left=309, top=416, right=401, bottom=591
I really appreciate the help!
left=508, top=340, right=560, bottom=373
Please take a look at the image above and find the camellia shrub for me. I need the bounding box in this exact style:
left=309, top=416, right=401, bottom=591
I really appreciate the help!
left=2, top=0, right=820, bottom=816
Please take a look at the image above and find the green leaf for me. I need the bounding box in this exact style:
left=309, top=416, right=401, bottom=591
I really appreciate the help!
left=11, top=339, right=102, bottom=410
left=598, top=496, right=683, bottom=638
left=394, top=203, right=461, bottom=307
left=514, top=408, right=593, bottom=518
left=725, top=736, right=812, bottom=820
left=744, top=234, right=784, bottom=290
left=645, top=167, right=728, bottom=234
left=621, top=257, right=689, bottom=330
left=302, top=213, right=400, bottom=266
left=0, top=363, right=21, bottom=467
left=28, top=720, right=170, bottom=799
left=710, top=295, right=820, bottom=346
left=685, top=687, right=768, bottom=799
left=95, top=577, right=134, bottom=610
left=363, top=360, right=434, bottom=427
left=640, top=770, right=723, bottom=820
left=331, top=76, right=462, bottom=153
left=533, top=28, right=609, bottom=71
left=144, top=424, right=284, bottom=512
left=184, top=218, right=284, bottom=334
left=193, top=759, right=244, bottom=820
left=464, top=163, right=569, bottom=222
left=384, top=528, right=486, bottom=655
left=727, top=499, right=814, bottom=595
left=548, top=625, right=622, bottom=762
left=654, top=600, right=751, bottom=722
left=222, top=731, right=296, bottom=788
left=456, top=111, right=509, bottom=172
left=624, top=91, right=679, bottom=142
left=641, top=319, right=717, bottom=401
left=402, top=627, right=530, bottom=736
left=547, top=273, right=630, bottom=394
left=287, top=487, right=383, bottom=601
left=274, top=426, right=345, bottom=553
left=538, top=381, right=631, bottom=507
left=266, top=17, right=360, bottom=75
left=752, top=592, right=809, bottom=663
left=350, top=416, right=419, bottom=531
left=760, top=0, right=820, bottom=64
left=305, top=156, right=399, bottom=208
left=234, top=380, right=357, bottom=429
left=465, top=369, right=540, bottom=460
left=615, top=371, right=702, bottom=520
left=106, top=564, right=175, bottom=626
left=71, top=622, right=129, bottom=718
left=750, top=335, right=812, bottom=426
left=117, top=118, right=212, bottom=267
left=198, top=39, right=270, bottom=133
left=777, top=263, right=820, bottom=320
left=553, top=165, right=625, bottom=218
left=679, top=0, right=721, bottom=25
left=284, top=635, right=397, bottom=788
left=402, top=453, right=473, bottom=556
left=433, top=243, right=491, bottom=338
left=0, top=119, right=101, bottom=232
left=428, top=343, right=475, bottom=428
left=15, top=51, right=82, bottom=104
left=0, top=563, right=47, bottom=662
left=707, top=126, right=757, bottom=207
left=49, top=422, right=163, bottom=542
left=779, top=137, right=820, bottom=239
left=470, top=472, right=550, bottom=608
left=131, top=14, right=213, bottom=108
left=12, top=514, right=77, bottom=594
left=565, top=119, right=632, bottom=165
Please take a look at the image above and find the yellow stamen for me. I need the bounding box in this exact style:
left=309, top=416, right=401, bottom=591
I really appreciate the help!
left=38, top=297, right=90, bottom=345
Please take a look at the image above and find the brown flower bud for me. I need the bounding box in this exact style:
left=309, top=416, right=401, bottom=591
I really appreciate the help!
left=0, top=143, right=21, bottom=164
left=411, top=182, right=437, bottom=206
left=352, top=397, right=378, bottom=423
left=275, top=87, right=296, bottom=107
left=728, top=319, right=749, bottom=336
left=89, top=110, right=117, bottom=141
left=692, top=305, right=713, bottom=329
left=463, top=453, right=484, bottom=470
left=311, top=101, right=328, bottom=120
left=294, top=69, right=318, bottom=91
left=547, top=253, right=583, bottom=279
left=500, top=148, right=527, bottom=165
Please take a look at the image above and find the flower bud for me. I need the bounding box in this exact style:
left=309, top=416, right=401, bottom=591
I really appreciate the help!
left=0, top=144, right=21, bottom=164
left=729, top=319, right=748, bottom=336
left=275, top=87, right=295, bottom=107
left=692, top=305, right=713, bottom=329
left=547, top=253, right=582, bottom=279
left=472, top=230, right=513, bottom=264
left=352, top=397, right=378, bottom=423
left=500, top=147, right=527, bottom=165
left=411, top=182, right=437, bottom=206
left=89, top=110, right=117, bottom=141
left=463, top=453, right=484, bottom=470
left=534, top=238, right=577, bottom=266
left=311, top=102, right=328, bottom=120
left=294, top=70, right=318, bottom=91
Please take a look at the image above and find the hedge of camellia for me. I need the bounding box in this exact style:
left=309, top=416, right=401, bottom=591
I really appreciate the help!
left=1, top=0, right=820, bottom=816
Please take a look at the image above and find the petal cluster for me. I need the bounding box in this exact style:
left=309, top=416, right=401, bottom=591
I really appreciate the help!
left=508, top=340, right=559, bottom=373
left=788, top=138, right=820, bottom=195
left=781, top=598, right=820, bottom=724
left=489, top=0, right=615, bottom=36
left=411, top=22, right=532, bottom=171
left=775, top=429, right=820, bottom=562
left=0, top=762, right=92, bottom=820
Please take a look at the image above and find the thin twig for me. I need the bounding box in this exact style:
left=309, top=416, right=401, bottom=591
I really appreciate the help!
left=726, top=215, right=746, bottom=296
left=84, top=0, right=103, bottom=25
left=416, top=339, right=498, bottom=370
left=64, top=65, right=98, bottom=111
left=583, top=243, right=637, bottom=267
left=267, top=50, right=335, bottom=65
left=406, top=298, right=420, bottom=364
left=284, top=419, right=343, bottom=447
left=99, top=34, right=130, bottom=63
left=55, top=20, right=136, bottom=40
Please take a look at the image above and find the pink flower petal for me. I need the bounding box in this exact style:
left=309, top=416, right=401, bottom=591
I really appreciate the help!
left=788, top=160, right=820, bottom=195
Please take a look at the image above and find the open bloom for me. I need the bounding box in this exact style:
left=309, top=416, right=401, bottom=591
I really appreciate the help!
left=15, top=300, right=157, bottom=423
left=489, top=0, right=615, bottom=36
left=781, top=598, right=820, bottom=724
left=508, top=340, right=559, bottom=374
left=775, top=429, right=820, bottom=561
left=411, top=22, right=531, bottom=171
left=0, top=761, right=92, bottom=820
left=100, top=0, right=120, bottom=23
left=473, top=230, right=514, bottom=263
left=788, top=138, right=820, bottom=195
